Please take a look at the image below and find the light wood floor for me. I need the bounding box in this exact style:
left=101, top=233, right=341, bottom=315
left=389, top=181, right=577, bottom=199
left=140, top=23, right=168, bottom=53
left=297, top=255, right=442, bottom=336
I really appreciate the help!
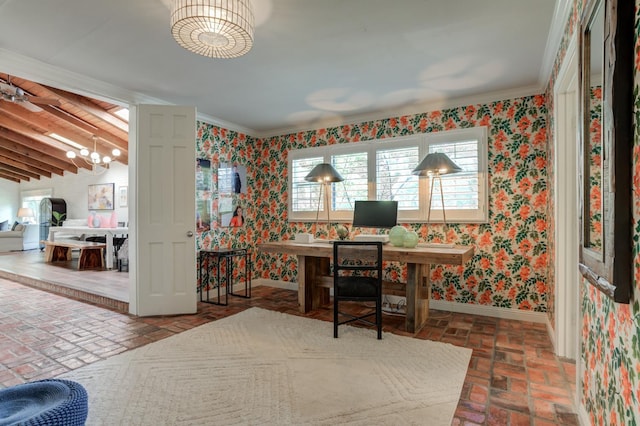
left=0, top=249, right=129, bottom=309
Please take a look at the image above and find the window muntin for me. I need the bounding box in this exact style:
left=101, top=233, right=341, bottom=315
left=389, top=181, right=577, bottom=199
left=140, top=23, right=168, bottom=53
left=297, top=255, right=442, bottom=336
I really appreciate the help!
left=20, top=188, right=53, bottom=225
left=376, top=146, right=420, bottom=210
left=332, top=152, right=367, bottom=211
left=288, top=127, right=488, bottom=223
left=428, top=141, right=479, bottom=210
left=291, top=157, right=324, bottom=213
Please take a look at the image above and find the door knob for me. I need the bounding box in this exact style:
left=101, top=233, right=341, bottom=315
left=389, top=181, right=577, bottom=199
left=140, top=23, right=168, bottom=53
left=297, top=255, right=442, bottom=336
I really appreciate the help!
left=187, top=231, right=194, bottom=237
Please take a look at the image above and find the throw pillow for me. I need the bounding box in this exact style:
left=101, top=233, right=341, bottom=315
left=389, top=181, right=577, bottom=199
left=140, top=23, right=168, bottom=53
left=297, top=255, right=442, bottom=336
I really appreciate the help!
left=10, top=221, right=19, bottom=231
left=14, top=224, right=24, bottom=232
left=0, top=220, right=8, bottom=231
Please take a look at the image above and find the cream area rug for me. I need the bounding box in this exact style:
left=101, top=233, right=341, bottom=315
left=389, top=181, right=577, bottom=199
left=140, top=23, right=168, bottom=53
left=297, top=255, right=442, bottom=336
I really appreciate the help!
left=60, top=308, right=472, bottom=425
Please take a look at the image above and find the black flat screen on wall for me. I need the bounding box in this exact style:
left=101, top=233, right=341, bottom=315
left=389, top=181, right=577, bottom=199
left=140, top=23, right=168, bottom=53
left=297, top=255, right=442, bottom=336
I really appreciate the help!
left=352, top=200, right=398, bottom=228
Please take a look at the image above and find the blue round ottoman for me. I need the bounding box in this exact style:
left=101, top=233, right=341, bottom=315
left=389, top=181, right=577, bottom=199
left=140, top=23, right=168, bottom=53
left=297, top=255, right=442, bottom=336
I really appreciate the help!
left=0, top=379, right=88, bottom=426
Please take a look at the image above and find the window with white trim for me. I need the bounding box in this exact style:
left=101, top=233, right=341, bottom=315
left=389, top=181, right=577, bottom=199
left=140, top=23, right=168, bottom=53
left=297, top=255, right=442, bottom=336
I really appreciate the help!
left=20, top=188, right=53, bottom=225
left=288, top=127, right=488, bottom=223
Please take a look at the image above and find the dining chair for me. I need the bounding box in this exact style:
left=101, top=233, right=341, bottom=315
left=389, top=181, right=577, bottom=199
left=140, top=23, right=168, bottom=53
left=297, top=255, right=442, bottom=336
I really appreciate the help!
left=332, top=241, right=383, bottom=339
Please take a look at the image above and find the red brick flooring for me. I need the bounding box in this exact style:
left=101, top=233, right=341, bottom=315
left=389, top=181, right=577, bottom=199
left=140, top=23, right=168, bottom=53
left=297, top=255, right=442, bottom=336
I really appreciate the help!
left=0, top=278, right=578, bottom=425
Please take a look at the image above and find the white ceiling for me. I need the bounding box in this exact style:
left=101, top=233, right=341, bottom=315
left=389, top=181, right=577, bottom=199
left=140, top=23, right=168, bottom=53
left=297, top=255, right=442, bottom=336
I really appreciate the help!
left=0, top=0, right=567, bottom=137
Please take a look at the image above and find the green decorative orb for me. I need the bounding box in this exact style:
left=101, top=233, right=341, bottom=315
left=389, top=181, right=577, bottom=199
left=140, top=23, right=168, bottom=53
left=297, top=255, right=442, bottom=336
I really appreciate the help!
left=403, top=230, right=419, bottom=248
left=336, top=224, right=349, bottom=240
left=389, top=225, right=407, bottom=247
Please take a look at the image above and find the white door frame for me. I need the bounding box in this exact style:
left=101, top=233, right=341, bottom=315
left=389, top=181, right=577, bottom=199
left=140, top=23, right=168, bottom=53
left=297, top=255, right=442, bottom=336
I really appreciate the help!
left=553, top=31, right=580, bottom=362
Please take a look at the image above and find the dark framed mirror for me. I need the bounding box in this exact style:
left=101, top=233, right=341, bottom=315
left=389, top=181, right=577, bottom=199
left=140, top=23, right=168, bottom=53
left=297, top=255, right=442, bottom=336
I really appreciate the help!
left=578, top=0, right=633, bottom=303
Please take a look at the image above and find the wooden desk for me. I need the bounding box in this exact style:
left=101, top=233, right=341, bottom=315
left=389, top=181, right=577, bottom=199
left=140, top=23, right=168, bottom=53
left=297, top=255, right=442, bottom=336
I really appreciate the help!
left=258, top=240, right=474, bottom=333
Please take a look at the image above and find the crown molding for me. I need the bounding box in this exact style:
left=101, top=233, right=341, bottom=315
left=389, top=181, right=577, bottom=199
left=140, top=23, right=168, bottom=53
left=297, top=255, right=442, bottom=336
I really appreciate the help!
left=1, top=48, right=548, bottom=141
left=196, top=112, right=257, bottom=137
left=257, top=83, right=545, bottom=139
left=539, top=0, right=574, bottom=86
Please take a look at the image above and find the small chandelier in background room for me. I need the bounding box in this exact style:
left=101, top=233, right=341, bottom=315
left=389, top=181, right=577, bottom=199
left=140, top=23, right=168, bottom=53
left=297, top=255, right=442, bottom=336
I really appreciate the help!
left=170, top=0, right=255, bottom=59
left=65, top=135, right=120, bottom=173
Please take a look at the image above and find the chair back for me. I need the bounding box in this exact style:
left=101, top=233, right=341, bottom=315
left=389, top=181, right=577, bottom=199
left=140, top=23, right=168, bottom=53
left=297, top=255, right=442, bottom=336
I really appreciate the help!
left=333, top=241, right=383, bottom=276
left=332, top=241, right=384, bottom=339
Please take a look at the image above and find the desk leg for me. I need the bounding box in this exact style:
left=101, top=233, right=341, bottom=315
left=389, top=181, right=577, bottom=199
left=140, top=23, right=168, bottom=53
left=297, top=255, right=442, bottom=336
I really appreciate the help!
left=405, top=263, right=431, bottom=333
left=296, top=255, right=330, bottom=313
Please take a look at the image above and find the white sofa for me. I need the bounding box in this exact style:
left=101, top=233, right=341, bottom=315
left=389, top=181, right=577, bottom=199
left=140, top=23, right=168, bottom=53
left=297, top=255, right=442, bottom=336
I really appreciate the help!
left=0, top=224, right=39, bottom=252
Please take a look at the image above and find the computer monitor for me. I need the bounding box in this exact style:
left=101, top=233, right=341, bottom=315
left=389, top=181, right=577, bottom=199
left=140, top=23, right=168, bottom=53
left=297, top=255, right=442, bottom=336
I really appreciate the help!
left=352, top=200, right=398, bottom=228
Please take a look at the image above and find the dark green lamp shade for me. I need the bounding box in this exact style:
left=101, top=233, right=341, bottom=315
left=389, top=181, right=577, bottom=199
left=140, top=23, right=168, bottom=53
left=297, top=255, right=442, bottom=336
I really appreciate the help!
left=304, top=163, right=344, bottom=182
left=412, top=153, right=462, bottom=176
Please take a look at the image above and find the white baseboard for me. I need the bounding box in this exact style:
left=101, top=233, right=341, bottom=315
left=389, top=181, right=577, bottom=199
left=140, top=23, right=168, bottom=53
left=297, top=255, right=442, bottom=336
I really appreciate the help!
left=256, top=279, right=549, bottom=324
left=577, top=405, right=589, bottom=426
left=546, top=317, right=557, bottom=353
left=201, top=279, right=262, bottom=299
left=255, top=278, right=295, bottom=290
left=429, top=299, right=548, bottom=323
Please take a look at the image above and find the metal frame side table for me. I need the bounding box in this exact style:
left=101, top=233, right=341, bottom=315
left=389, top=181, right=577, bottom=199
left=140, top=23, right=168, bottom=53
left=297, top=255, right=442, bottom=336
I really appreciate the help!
left=198, top=248, right=252, bottom=305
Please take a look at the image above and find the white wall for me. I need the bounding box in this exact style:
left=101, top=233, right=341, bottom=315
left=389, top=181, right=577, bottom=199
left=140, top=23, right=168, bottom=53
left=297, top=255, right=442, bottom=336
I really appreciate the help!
left=0, top=179, right=20, bottom=223
left=19, top=163, right=129, bottom=223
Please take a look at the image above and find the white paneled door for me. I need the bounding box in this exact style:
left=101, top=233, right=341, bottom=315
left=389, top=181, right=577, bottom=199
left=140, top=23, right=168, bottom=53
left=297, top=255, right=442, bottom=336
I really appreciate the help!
left=131, top=105, right=197, bottom=316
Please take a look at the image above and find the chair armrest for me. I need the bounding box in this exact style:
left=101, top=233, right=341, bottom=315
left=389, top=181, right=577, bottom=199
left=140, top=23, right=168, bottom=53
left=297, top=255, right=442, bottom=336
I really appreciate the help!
left=0, top=230, right=22, bottom=238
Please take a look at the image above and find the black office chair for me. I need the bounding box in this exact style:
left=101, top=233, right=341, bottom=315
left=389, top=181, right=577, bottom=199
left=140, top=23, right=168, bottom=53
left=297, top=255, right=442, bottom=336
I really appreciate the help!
left=332, top=241, right=383, bottom=339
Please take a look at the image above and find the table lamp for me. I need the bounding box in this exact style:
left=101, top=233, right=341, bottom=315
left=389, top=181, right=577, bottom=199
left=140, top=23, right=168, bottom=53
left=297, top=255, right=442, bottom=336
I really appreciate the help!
left=304, top=163, right=344, bottom=240
left=17, top=207, right=35, bottom=224
left=412, top=152, right=462, bottom=246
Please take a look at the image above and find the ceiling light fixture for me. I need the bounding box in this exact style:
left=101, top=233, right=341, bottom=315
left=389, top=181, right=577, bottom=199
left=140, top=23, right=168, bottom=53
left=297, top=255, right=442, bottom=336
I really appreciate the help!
left=65, top=135, right=120, bottom=174
left=170, top=0, right=255, bottom=59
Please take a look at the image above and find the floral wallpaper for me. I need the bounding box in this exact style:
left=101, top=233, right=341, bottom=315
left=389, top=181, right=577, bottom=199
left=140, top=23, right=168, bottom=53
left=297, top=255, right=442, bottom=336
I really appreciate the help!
left=576, top=0, right=640, bottom=423
left=194, top=0, right=640, bottom=422
left=543, top=0, right=640, bottom=423
left=588, top=86, right=603, bottom=251
left=251, top=97, right=550, bottom=311
left=196, top=96, right=550, bottom=310
left=195, top=124, right=256, bottom=288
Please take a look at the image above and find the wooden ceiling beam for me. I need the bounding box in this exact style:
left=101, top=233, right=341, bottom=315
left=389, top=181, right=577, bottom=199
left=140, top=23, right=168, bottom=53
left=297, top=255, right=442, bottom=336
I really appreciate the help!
left=0, top=74, right=130, bottom=182
left=38, top=104, right=129, bottom=153
left=0, top=114, right=79, bottom=154
left=0, top=153, right=52, bottom=178
left=0, top=102, right=128, bottom=162
left=44, top=87, right=129, bottom=134
left=0, top=146, right=64, bottom=176
left=0, top=130, right=81, bottom=172
left=0, top=171, right=21, bottom=183
left=0, top=163, right=40, bottom=180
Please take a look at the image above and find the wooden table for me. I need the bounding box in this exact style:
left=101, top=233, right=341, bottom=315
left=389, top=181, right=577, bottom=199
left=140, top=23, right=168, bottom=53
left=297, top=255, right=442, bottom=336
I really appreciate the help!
left=48, top=226, right=128, bottom=269
left=42, top=240, right=106, bottom=270
left=258, top=240, right=474, bottom=333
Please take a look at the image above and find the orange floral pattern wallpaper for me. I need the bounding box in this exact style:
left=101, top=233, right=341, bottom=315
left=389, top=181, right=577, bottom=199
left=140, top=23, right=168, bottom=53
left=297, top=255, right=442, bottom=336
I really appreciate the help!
left=576, top=1, right=640, bottom=423
left=253, top=96, right=549, bottom=311
left=195, top=0, right=640, bottom=421
left=196, top=94, right=550, bottom=311
left=543, top=0, right=640, bottom=423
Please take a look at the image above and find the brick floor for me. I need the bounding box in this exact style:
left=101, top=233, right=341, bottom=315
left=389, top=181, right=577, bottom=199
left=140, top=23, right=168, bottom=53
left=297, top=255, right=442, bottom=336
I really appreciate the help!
left=0, top=278, right=578, bottom=425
